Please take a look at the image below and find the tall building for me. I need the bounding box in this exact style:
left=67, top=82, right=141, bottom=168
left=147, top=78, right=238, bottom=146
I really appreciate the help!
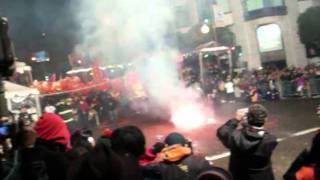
left=173, top=0, right=320, bottom=69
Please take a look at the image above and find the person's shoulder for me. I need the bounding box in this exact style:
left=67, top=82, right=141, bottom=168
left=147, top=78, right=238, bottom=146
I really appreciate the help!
left=231, top=127, right=247, bottom=140
left=183, top=154, right=209, bottom=166
left=187, top=154, right=206, bottom=160
left=183, top=155, right=212, bottom=171
left=262, top=132, right=278, bottom=143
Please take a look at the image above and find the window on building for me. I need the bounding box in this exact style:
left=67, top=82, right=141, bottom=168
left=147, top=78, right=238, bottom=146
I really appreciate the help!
left=265, top=0, right=285, bottom=7
left=246, top=0, right=264, bottom=11
left=197, top=0, right=213, bottom=22
left=215, top=0, right=231, bottom=13
left=256, top=24, right=283, bottom=52
left=246, top=0, right=284, bottom=11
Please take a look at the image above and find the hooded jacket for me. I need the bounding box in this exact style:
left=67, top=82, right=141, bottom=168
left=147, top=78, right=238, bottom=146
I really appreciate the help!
left=284, top=131, right=320, bottom=180
left=35, top=112, right=71, bottom=151
left=217, top=119, right=278, bottom=180
left=1, top=113, right=72, bottom=180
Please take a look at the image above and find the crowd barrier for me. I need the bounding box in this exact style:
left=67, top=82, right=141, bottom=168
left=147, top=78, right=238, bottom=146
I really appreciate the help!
left=280, top=78, right=320, bottom=98
left=280, top=80, right=296, bottom=97
left=257, top=80, right=270, bottom=98
left=309, top=78, right=320, bottom=96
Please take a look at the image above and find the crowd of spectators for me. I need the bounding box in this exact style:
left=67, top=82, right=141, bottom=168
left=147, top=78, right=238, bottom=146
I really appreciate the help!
left=195, top=64, right=320, bottom=104
left=0, top=107, right=233, bottom=180
left=1, top=103, right=319, bottom=180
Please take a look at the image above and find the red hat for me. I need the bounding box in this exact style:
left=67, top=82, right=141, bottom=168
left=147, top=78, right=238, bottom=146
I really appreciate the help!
left=101, top=127, right=113, bottom=137
left=34, top=112, right=71, bottom=150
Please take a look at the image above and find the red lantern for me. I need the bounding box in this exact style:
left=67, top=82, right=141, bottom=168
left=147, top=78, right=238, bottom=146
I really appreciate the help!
left=60, top=79, right=69, bottom=90
left=72, top=76, right=81, bottom=83
left=97, top=80, right=109, bottom=91
left=41, top=82, right=50, bottom=93
left=52, top=82, right=62, bottom=92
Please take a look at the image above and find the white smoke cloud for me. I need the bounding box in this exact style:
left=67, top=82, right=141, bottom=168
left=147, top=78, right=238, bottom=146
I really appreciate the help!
left=74, top=0, right=174, bottom=62
left=74, top=0, right=214, bottom=129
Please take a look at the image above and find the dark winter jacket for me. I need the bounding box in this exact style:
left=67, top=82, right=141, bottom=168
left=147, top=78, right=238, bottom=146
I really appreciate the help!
left=67, top=142, right=122, bottom=180
left=68, top=142, right=143, bottom=180
left=1, top=146, right=69, bottom=180
left=217, top=119, right=278, bottom=180
left=284, top=131, right=320, bottom=180
left=143, top=144, right=212, bottom=180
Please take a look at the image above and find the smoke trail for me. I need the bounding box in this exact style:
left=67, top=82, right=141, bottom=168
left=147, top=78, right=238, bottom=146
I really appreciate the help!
left=73, top=0, right=174, bottom=62
left=74, top=0, right=214, bottom=129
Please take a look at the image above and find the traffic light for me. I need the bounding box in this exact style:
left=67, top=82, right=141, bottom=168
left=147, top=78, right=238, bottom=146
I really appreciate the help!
left=0, top=17, right=16, bottom=77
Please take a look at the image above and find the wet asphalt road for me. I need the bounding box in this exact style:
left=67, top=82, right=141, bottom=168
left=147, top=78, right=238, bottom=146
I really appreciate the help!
left=117, top=98, right=319, bottom=179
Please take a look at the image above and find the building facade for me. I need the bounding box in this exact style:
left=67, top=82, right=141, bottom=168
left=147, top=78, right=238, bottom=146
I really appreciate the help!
left=172, top=0, right=320, bottom=69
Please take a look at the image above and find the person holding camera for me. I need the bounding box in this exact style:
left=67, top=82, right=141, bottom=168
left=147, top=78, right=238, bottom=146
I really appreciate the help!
left=217, top=104, right=278, bottom=180
left=0, top=109, right=71, bottom=180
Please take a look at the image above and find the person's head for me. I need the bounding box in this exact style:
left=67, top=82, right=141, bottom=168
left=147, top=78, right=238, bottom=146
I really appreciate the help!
left=44, top=105, right=56, bottom=113
left=97, top=127, right=113, bottom=147
left=19, top=104, right=30, bottom=113
left=18, top=112, right=33, bottom=128
left=101, top=127, right=113, bottom=138
left=71, top=129, right=94, bottom=156
left=158, top=133, right=192, bottom=162
left=164, top=132, right=189, bottom=146
left=34, top=113, right=71, bottom=151
left=111, top=126, right=145, bottom=158
left=65, top=98, right=72, bottom=105
left=247, top=104, right=268, bottom=127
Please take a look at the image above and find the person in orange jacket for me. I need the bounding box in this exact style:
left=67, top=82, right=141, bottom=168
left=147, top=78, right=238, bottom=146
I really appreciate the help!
left=142, top=132, right=212, bottom=180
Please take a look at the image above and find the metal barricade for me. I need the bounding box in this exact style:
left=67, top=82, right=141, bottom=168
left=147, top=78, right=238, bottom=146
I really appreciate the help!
left=281, top=80, right=295, bottom=97
left=280, top=78, right=320, bottom=98
left=309, top=78, right=320, bottom=96
left=257, top=80, right=269, bottom=98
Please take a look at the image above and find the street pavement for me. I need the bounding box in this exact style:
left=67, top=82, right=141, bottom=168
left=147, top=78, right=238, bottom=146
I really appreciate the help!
left=118, top=98, right=319, bottom=179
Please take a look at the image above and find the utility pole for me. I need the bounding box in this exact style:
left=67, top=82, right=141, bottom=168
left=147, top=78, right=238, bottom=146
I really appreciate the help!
left=0, top=17, right=16, bottom=120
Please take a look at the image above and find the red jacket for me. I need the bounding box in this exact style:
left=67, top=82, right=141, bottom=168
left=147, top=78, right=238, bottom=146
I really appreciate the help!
left=139, top=148, right=157, bottom=166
